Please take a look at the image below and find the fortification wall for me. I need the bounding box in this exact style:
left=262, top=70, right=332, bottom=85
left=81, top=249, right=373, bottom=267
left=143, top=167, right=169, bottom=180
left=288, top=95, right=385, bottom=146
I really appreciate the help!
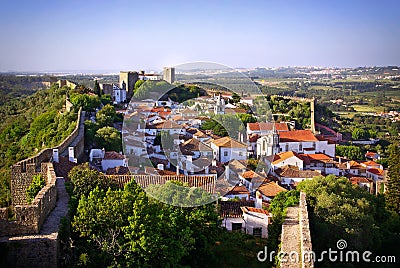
left=0, top=163, right=58, bottom=236
left=0, top=234, right=59, bottom=268
left=299, top=192, right=314, bottom=268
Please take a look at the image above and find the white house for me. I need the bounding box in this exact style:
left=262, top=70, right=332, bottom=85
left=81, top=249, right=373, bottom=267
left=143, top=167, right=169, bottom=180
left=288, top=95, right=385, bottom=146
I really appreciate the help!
left=101, top=151, right=127, bottom=172
left=275, top=166, right=322, bottom=186
left=112, top=84, right=126, bottom=104
left=210, top=137, right=247, bottom=163
left=241, top=206, right=272, bottom=238
left=366, top=168, right=385, bottom=182
left=220, top=201, right=254, bottom=232
left=224, top=184, right=250, bottom=200
left=278, top=130, right=335, bottom=157
left=271, top=151, right=305, bottom=170
left=247, top=122, right=289, bottom=136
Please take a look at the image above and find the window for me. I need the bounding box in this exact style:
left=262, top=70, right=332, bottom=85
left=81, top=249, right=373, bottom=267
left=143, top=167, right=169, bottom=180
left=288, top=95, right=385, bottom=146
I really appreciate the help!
left=224, top=151, right=228, bottom=157
left=239, top=152, right=243, bottom=156
left=299, top=143, right=302, bottom=151
left=232, top=223, right=242, bottom=231
left=285, top=144, right=289, bottom=152
left=253, top=227, right=262, bottom=237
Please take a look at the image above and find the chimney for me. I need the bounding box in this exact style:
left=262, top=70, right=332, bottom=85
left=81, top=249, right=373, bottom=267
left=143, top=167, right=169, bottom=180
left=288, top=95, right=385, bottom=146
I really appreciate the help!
left=212, top=159, right=217, bottom=166
left=338, top=157, right=342, bottom=164
left=255, top=191, right=262, bottom=208
left=225, top=165, right=230, bottom=180
left=68, top=147, right=75, bottom=163
left=157, top=164, right=164, bottom=170
left=53, top=149, right=59, bottom=163
left=204, top=166, right=209, bottom=174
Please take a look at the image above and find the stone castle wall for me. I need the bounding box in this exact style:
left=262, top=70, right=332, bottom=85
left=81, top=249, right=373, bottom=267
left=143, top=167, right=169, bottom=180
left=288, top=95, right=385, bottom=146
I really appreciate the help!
left=10, top=108, right=84, bottom=206
left=0, top=163, right=57, bottom=236
left=299, top=192, right=314, bottom=268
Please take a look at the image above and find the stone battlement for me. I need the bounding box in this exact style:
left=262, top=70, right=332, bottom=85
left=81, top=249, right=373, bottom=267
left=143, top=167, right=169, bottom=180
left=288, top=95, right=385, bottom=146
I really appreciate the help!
left=0, top=163, right=58, bottom=236
left=299, top=192, right=314, bottom=268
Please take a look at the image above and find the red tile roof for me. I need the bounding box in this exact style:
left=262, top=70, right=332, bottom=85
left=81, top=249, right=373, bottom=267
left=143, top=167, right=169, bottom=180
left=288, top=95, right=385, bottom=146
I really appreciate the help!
left=247, top=122, right=289, bottom=132
left=367, top=168, right=384, bottom=176
left=220, top=201, right=254, bottom=218
left=106, top=166, right=130, bottom=175
left=272, top=151, right=303, bottom=165
left=349, top=177, right=371, bottom=185
left=279, top=130, right=318, bottom=142
left=104, top=151, right=125, bottom=160
left=212, top=136, right=247, bottom=148
left=226, top=184, right=250, bottom=196
left=257, top=182, right=287, bottom=198
left=241, top=206, right=270, bottom=215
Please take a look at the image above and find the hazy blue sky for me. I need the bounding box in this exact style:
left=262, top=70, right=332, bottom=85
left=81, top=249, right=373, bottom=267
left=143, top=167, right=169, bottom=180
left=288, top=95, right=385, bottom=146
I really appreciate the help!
left=0, top=0, right=399, bottom=72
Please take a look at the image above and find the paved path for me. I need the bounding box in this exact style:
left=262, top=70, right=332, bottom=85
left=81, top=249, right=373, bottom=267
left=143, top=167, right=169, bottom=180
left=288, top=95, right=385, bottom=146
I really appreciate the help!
left=281, top=206, right=301, bottom=268
left=40, top=177, right=69, bottom=235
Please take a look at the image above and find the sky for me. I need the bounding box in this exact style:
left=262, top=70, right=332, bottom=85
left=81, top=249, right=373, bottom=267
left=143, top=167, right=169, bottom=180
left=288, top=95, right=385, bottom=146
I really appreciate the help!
left=0, top=0, right=399, bottom=72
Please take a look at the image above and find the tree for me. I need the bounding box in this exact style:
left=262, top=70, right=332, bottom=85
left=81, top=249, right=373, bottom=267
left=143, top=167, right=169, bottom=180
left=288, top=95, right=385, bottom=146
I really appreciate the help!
left=385, top=144, right=400, bottom=214
left=84, top=120, right=99, bottom=146
left=231, top=93, right=241, bottom=103
left=336, top=145, right=363, bottom=160
left=68, top=163, right=116, bottom=198
left=71, top=180, right=220, bottom=267
left=95, top=126, right=122, bottom=152
left=352, top=127, right=370, bottom=140
left=297, top=175, right=400, bottom=261
left=96, top=104, right=117, bottom=128
left=26, top=174, right=45, bottom=203
left=94, top=80, right=101, bottom=96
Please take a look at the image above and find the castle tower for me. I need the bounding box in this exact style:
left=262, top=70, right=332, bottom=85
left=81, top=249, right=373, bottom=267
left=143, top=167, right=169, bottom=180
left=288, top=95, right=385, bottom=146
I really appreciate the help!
left=163, top=67, right=175, bottom=84
left=310, top=98, right=316, bottom=134
left=214, top=93, right=225, bottom=115
left=119, top=71, right=138, bottom=98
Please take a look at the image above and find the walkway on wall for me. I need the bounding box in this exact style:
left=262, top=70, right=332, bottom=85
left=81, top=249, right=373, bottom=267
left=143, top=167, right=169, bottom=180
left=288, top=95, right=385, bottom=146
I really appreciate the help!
left=281, top=206, right=301, bottom=268
left=40, top=177, right=69, bottom=235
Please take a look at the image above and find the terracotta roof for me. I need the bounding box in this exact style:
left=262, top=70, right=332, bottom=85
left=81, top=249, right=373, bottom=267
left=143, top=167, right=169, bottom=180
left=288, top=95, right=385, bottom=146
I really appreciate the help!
left=248, top=134, right=259, bottom=143
left=241, top=170, right=264, bottom=181
left=212, top=136, right=247, bottom=148
left=279, top=130, right=318, bottom=142
left=53, top=156, right=78, bottom=180
left=365, top=151, right=379, bottom=158
left=248, top=122, right=289, bottom=132
left=362, top=161, right=381, bottom=167
left=349, top=177, right=371, bottom=185
left=151, top=107, right=171, bottom=113
left=104, top=151, right=125, bottom=160
left=179, top=138, right=212, bottom=155
left=348, top=160, right=363, bottom=169
left=367, top=168, right=384, bottom=176
left=194, top=130, right=208, bottom=138
left=220, top=201, right=254, bottom=218
left=276, top=166, right=321, bottom=178
left=257, top=182, right=287, bottom=198
left=106, top=166, right=130, bottom=175
left=153, top=120, right=182, bottom=129
left=228, top=159, right=248, bottom=171
left=225, top=184, right=250, bottom=196
left=241, top=206, right=270, bottom=215
left=272, top=151, right=303, bottom=165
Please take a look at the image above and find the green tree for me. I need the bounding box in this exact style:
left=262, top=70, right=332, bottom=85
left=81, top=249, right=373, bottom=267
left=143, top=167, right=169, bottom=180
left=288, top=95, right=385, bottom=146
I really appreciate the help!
left=26, top=174, right=45, bottom=203
left=297, top=175, right=400, bottom=261
left=231, top=93, right=241, bottom=103
left=68, top=163, right=116, bottom=198
left=336, top=145, right=363, bottom=160
left=385, top=144, right=400, bottom=214
left=352, top=127, right=370, bottom=140
left=95, top=126, right=122, bottom=152
left=84, top=120, right=99, bottom=146
left=94, top=80, right=101, bottom=96
left=96, top=104, right=117, bottom=128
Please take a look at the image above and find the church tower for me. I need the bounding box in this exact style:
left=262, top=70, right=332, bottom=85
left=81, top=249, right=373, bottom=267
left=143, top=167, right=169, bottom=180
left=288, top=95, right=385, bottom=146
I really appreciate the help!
left=256, top=125, right=280, bottom=158
left=214, top=93, right=225, bottom=115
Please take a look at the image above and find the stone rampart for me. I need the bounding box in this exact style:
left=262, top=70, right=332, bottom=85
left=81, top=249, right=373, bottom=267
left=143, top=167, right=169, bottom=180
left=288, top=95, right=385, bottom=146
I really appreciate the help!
left=0, top=163, right=57, bottom=236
